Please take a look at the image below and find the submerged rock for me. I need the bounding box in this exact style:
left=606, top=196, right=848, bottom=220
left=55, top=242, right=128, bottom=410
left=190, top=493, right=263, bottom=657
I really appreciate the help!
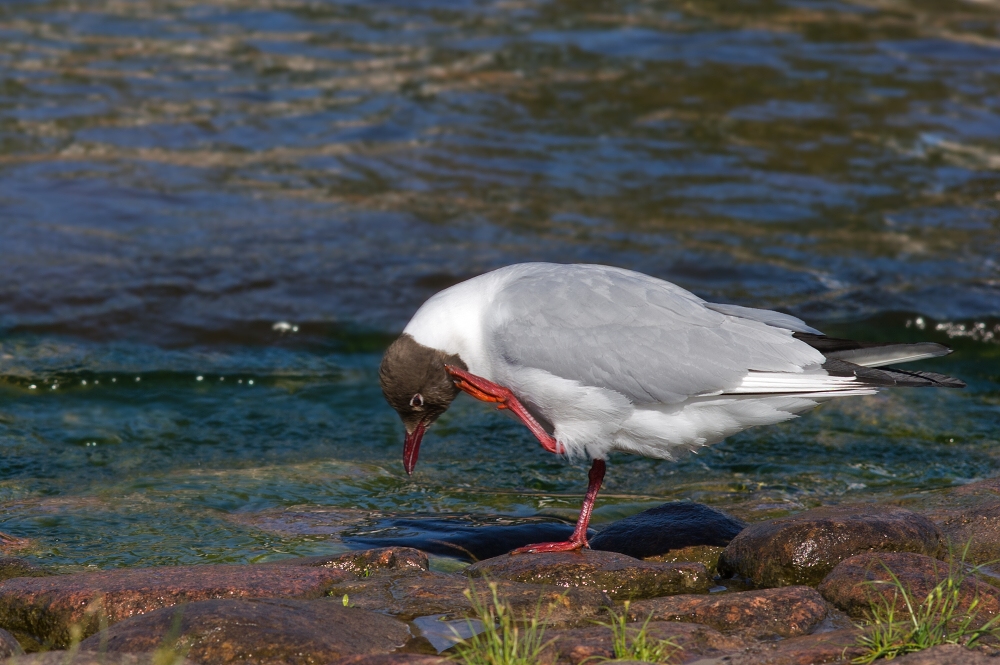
left=0, top=564, right=352, bottom=648
left=542, top=620, right=743, bottom=665
left=466, top=550, right=711, bottom=600
left=273, top=547, right=428, bottom=575
left=818, top=551, right=1000, bottom=622
left=718, top=504, right=941, bottom=587
left=328, top=569, right=611, bottom=622
left=628, top=586, right=827, bottom=638
left=78, top=598, right=410, bottom=665
left=590, top=502, right=746, bottom=559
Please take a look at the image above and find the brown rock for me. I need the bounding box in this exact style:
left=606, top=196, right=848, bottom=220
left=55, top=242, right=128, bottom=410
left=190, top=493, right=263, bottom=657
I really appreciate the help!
left=718, top=504, right=942, bottom=587
left=926, top=501, right=1000, bottom=566
left=0, top=564, right=352, bottom=648
left=466, top=550, right=710, bottom=600
left=628, top=586, right=827, bottom=638
left=3, top=654, right=194, bottom=665
left=78, top=598, right=410, bottom=664
left=330, top=570, right=611, bottom=623
left=0, top=534, right=32, bottom=555
left=331, top=657, right=449, bottom=665
left=726, top=627, right=864, bottom=665
left=889, top=644, right=997, bottom=664
left=0, top=628, right=23, bottom=659
left=818, top=552, right=1000, bottom=622
left=541, top=621, right=744, bottom=665
left=272, top=547, right=428, bottom=575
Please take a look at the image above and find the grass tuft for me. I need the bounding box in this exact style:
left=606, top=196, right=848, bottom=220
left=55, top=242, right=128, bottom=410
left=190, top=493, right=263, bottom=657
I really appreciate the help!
left=853, top=545, right=1000, bottom=663
left=449, top=581, right=553, bottom=665
left=594, top=601, right=680, bottom=663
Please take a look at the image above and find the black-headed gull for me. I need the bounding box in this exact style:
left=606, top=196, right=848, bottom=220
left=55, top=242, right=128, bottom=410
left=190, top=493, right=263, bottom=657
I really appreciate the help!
left=379, top=263, right=963, bottom=554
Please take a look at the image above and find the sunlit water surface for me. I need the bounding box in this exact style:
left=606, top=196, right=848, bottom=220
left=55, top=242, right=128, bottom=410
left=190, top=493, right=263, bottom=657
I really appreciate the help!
left=0, top=0, right=998, bottom=570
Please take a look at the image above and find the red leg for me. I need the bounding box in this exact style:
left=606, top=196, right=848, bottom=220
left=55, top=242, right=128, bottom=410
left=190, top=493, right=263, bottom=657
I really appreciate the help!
left=444, top=365, right=563, bottom=455
left=510, top=459, right=606, bottom=554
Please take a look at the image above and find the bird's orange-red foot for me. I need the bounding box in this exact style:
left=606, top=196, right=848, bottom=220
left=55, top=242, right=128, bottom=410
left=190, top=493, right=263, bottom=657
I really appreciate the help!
left=444, top=365, right=563, bottom=454
left=511, top=458, right=606, bottom=555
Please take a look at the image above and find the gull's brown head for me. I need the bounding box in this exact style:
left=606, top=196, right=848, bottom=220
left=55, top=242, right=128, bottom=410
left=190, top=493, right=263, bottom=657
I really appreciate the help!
left=379, top=333, right=466, bottom=475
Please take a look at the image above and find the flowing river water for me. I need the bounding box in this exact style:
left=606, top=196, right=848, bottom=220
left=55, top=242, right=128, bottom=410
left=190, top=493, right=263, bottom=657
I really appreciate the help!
left=0, top=0, right=998, bottom=570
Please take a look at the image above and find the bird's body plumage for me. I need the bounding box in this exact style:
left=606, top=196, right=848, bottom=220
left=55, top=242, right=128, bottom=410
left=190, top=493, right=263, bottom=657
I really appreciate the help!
left=401, top=263, right=945, bottom=461
left=384, top=262, right=962, bottom=554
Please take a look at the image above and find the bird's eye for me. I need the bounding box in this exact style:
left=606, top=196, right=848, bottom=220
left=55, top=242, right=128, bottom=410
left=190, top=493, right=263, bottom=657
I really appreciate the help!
left=410, top=393, right=424, bottom=408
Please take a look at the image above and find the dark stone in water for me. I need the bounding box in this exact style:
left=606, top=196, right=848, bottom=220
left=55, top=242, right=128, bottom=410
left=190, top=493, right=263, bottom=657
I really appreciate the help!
left=589, top=502, right=746, bottom=559
left=345, top=517, right=588, bottom=562
left=718, top=504, right=942, bottom=588
left=79, top=598, right=410, bottom=665
left=467, top=550, right=711, bottom=600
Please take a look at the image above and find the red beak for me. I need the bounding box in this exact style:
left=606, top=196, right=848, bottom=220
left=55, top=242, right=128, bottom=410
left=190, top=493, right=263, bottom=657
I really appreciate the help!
left=403, top=421, right=426, bottom=476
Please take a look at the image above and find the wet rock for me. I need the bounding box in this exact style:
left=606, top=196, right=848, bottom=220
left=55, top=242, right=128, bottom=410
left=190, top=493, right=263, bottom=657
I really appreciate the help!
left=466, top=550, right=710, bottom=600
left=273, top=547, right=428, bottom=575
left=0, top=564, right=351, bottom=648
left=329, top=570, right=611, bottom=622
left=78, top=598, right=410, bottom=664
left=331, top=657, right=448, bottom=665
left=926, top=501, right=1000, bottom=566
left=347, top=517, right=586, bottom=562
left=889, top=644, right=997, bottom=664
left=590, top=502, right=746, bottom=559
left=0, top=559, right=48, bottom=584
left=0, top=534, right=32, bottom=556
left=644, top=545, right=725, bottom=575
left=726, top=627, right=863, bottom=665
left=3, top=654, right=194, bottom=665
left=718, top=504, right=942, bottom=587
left=542, top=620, right=744, bottom=665
left=818, top=552, right=1000, bottom=622
left=628, top=586, right=827, bottom=638
left=0, top=628, right=23, bottom=658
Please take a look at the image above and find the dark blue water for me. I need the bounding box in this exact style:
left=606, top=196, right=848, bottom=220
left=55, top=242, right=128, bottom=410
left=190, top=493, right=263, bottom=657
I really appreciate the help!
left=0, top=0, right=998, bottom=571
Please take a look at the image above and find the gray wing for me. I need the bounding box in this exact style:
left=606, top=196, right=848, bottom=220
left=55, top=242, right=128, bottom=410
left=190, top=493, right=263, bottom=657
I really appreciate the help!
left=488, top=264, right=825, bottom=405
